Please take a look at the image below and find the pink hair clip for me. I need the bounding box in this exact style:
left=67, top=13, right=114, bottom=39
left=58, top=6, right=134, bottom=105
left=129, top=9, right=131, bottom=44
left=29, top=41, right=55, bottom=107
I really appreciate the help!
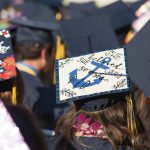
left=73, top=114, right=106, bottom=138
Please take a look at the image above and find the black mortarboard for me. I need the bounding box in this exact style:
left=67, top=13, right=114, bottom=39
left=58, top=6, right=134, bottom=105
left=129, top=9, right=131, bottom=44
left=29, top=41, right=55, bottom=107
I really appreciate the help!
left=0, top=0, right=9, bottom=10
left=56, top=47, right=130, bottom=109
left=129, top=0, right=146, bottom=13
left=9, top=2, right=57, bottom=44
left=61, top=7, right=85, bottom=20
left=60, top=15, right=119, bottom=57
left=88, top=1, right=136, bottom=32
left=16, top=27, right=53, bottom=44
left=68, top=2, right=96, bottom=13
left=10, top=1, right=59, bottom=30
left=37, top=0, right=62, bottom=8
left=62, top=2, right=96, bottom=20
left=126, top=20, right=150, bottom=99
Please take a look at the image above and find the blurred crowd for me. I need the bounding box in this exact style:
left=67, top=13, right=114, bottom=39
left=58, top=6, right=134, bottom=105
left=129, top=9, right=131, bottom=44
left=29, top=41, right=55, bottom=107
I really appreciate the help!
left=0, top=0, right=150, bottom=150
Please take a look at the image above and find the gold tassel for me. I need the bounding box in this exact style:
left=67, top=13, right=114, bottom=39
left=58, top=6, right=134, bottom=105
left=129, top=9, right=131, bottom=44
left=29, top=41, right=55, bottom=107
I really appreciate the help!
left=126, top=95, right=137, bottom=135
left=56, top=35, right=65, bottom=59
left=12, top=81, right=17, bottom=105
left=53, top=35, right=65, bottom=85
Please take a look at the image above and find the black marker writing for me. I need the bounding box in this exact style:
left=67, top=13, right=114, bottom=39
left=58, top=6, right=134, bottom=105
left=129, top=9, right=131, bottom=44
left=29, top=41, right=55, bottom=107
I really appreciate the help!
left=60, top=88, right=77, bottom=97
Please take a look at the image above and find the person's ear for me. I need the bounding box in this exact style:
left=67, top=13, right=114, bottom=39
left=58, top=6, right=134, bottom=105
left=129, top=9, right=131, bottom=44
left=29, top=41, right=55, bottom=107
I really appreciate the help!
left=41, top=48, right=46, bottom=60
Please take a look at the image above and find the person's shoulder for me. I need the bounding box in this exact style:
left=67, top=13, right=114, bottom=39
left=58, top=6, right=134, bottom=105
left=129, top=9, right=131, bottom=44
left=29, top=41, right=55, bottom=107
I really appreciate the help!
left=47, top=136, right=132, bottom=150
left=47, top=135, right=75, bottom=150
left=20, top=71, right=45, bottom=89
left=72, top=137, right=132, bottom=150
left=20, top=71, right=46, bottom=108
left=72, top=137, right=112, bottom=150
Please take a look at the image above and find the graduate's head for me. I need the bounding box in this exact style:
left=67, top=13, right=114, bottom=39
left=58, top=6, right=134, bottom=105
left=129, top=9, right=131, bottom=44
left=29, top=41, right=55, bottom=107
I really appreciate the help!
left=55, top=48, right=145, bottom=149
left=10, top=2, right=58, bottom=72
left=56, top=94, right=144, bottom=149
left=16, top=27, right=55, bottom=65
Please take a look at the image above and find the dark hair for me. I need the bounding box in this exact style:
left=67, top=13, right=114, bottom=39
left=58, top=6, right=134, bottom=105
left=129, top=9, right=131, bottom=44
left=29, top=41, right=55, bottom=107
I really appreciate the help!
left=6, top=104, right=48, bottom=150
left=17, top=43, right=53, bottom=60
left=0, top=68, right=24, bottom=105
left=56, top=101, right=144, bottom=150
left=136, top=91, right=150, bottom=139
left=16, top=31, right=55, bottom=60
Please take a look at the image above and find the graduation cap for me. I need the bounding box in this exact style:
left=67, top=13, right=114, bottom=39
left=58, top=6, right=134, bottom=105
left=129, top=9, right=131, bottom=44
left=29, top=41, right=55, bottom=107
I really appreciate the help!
left=0, top=99, right=30, bottom=150
left=129, top=0, right=146, bottom=14
left=0, top=0, right=9, bottom=10
left=0, top=30, right=16, bottom=81
left=37, top=0, right=62, bottom=8
left=0, top=29, right=17, bottom=105
left=126, top=20, right=150, bottom=99
left=16, top=27, right=54, bottom=44
left=10, top=1, right=59, bottom=30
left=88, top=1, right=136, bottom=32
left=68, top=2, right=96, bottom=13
left=62, top=2, right=96, bottom=20
left=56, top=47, right=137, bottom=134
left=60, top=15, right=119, bottom=57
left=56, top=48, right=130, bottom=104
left=61, top=7, right=85, bottom=20
left=8, top=2, right=58, bottom=45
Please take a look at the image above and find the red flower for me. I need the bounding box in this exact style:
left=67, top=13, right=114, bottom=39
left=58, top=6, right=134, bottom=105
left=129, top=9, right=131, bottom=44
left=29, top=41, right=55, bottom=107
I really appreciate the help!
left=73, top=114, right=105, bottom=136
left=90, top=122, right=101, bottom=131
left=0, top=56, right=16, bottom=80
left=0, top=73, right=3, bottom=79
left=75, top=114, right=86, bottom=123
left=84, top=118, right=92, bottom=124
left=3, top=69, right=16, bottom=79
left=3, top=56, right=16, bottom=70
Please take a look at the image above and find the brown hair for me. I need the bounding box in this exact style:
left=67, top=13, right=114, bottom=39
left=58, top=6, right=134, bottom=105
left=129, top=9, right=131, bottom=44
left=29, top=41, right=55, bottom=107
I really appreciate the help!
left=136, top=91, right=150, bottom=140
left=0, top=68, right=24, bottom=105
left=16, top=40, right=56, bottom=85
left=17, top=43, right=53, bottom=60
left=56, top=101, right=144, bottom=150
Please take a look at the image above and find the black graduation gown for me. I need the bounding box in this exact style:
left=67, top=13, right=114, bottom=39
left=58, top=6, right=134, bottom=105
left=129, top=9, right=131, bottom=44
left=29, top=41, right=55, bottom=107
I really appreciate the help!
left=47, top=135, right=132, bottom=150
left=21, top=71, right=72, bottom=129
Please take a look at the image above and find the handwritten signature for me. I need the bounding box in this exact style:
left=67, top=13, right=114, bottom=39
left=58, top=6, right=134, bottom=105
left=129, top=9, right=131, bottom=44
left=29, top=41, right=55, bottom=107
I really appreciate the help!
left=60, top=88, right=77, bottom=98
left=0, top=41, right=10, bottom=54
left=113, top=79, right=127, bottom=90
left=59, top=58, right=73, bottom=68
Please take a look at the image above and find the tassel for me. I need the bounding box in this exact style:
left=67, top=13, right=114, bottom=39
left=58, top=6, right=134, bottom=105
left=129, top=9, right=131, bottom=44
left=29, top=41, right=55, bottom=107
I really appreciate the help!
left=56, top=35, right=65, bottom=59
left=12, top=81, right=17, bottom=105
left=126, top=95, right=137, bottom=135
left=53, top=35, right=65, bottom=84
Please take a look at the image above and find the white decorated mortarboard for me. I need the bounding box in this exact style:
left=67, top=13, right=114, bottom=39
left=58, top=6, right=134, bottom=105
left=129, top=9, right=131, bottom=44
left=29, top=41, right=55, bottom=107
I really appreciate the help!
left=56, top=48, right=130, bottom=103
